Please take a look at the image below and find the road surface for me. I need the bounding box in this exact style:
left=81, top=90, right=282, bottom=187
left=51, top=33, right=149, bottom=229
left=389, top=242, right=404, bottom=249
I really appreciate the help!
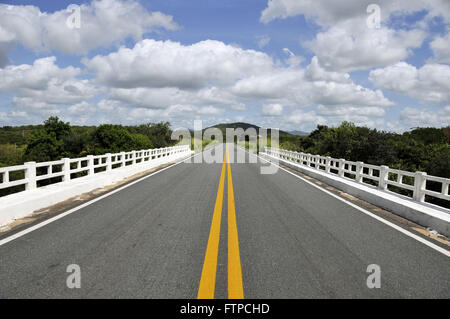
left=0, top=144, right=449, bottom=298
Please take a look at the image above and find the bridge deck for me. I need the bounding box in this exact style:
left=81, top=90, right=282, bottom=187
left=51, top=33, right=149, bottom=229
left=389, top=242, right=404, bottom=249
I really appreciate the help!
left=0, top=144, right=448, bottom=298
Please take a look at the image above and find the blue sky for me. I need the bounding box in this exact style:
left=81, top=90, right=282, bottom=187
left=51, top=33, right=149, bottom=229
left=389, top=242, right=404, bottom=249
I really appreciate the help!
left=0, top=0, right=449, bottom=132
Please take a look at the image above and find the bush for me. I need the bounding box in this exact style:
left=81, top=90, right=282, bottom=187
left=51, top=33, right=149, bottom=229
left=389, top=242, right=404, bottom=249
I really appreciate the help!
left=24, top=117, right=71, bottom=162
left=92, top=124, right=152, bottom=154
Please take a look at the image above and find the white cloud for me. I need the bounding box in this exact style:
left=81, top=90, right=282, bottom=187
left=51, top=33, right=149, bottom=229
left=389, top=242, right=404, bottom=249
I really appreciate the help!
left=82, top=38, right=394, bottom=124
left=123, top=104, right=224, bottom=123
left=1, top=110, right=31, bottom=124
left=0, top=57, right=80, bottom=93
left=260, top=0, right=450, bottom=25
left=108, top=86, right=238, bottom=110
left=256, top=35, right=271, bottom=49
left=369, top=62, right=418, bottom=93
left=260, top=0, right=364, bottom=25
left=14, top=77, right=100, bottom=107
left=262, top=104, right=283, bottom=116
left=317, top=105, right=386, bottom=117
left=0, top=39, right=14, bottom=68
left=0, top=29, right=403, bottom=130
left=231, top=103, right=247, bottom=111
left=0, top=0, right=177, bottom=67
left=261, top=0, right=432, bottom=72
left=197, top=106, right=224, bottom=115
left=430, top=29, right=450, bottom=63
left=231, top=69, right=301, bottom=102
left=283, top=105, right=387, bottom=131
left=285, top=109, right=326, bottom=128
left=282, top=48, right=304, bottom=67
left=67, top=101, right=96, bottom=115
left=84, top=39, right=274, bottom=89
left=0, top=56, right=101, bottom=117
left=304, top=25, right=425, bottom=72
left=232, top=60, right=394, bottom=108
left=370, top=62, right=450, bottom=104
left=305, top=56, right=350, bottom=83
left=90, top=97, right=227, bottom=125
left=400, top=106, right=450, bottom=128
left=314, top=104, right=387, bottom=129
left=97, top=99, right=121, bottom=112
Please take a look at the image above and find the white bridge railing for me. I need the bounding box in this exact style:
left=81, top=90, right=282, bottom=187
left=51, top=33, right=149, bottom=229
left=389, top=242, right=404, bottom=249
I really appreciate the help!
left=263, top=147, right=450, bottom=209
left=0, top=145, right=191, bottom=197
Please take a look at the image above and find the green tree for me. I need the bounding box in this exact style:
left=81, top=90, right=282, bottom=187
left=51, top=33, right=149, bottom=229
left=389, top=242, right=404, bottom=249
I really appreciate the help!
left=43, top=116, right=71, bottom=140
left=24, top=117, right=71, bottom=162
left=425, top=143, right=450, bottom=178
left=92, top=124, right=152, bottom=154
left=0, top=144, right=26, bottom=167
left=63, top=131, right=91, bottom=157
left=130, top=122, right=173, bottom=148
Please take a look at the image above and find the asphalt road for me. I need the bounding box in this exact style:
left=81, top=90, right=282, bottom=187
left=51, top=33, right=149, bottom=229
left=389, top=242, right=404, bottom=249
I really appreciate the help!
left=0, top=144, right=449, bottom=298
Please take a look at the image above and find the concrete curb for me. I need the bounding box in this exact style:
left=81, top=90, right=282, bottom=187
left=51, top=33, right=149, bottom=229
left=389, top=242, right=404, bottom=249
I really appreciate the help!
left=260, top=152, right=450, bottom=237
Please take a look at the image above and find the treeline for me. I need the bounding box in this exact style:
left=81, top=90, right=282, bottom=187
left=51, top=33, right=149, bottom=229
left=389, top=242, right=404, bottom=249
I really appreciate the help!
left=279, top=121, right=450, bottom=179
left=2, top=118, right=449, bottom=180
left=0, top=117, right=175, bottom=166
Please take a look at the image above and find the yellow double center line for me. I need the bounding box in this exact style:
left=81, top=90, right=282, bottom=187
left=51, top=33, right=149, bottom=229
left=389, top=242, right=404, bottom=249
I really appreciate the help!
left=197, top=146, right=244, bottom=299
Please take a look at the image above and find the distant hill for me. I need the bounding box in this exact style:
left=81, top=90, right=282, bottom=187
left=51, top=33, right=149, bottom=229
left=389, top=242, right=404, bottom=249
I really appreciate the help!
left=206, top=122, right=293, bottom=137
left=287, top=130, right=309, bottom=136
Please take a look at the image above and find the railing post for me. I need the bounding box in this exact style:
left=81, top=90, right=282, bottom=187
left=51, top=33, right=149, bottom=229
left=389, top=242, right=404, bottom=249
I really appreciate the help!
left=131, top=151, right=136, bottom=165
left=121, top=152, right=126, bottom=167
left=325, top=156, right=331, bottom=173
left=24, top=161, right=36, bottom=190
left=87, top=155, right=95, bottom=176
left=379, top=165, right=389, bottom=190
left=338, top=159, right=345, bottom=177
left=106, top=153, right=112, bottom=171
left=413, top=171, right=427, bottom=202
left=62, top=158, right=71, bottom=182
left=355, top=161, right=364, bottom=182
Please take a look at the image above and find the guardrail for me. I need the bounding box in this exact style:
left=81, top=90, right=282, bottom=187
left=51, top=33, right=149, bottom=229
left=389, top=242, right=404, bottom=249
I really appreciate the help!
left=0, top=145, right=191, bottom=197
left=263, top=147, right=450, bottom=210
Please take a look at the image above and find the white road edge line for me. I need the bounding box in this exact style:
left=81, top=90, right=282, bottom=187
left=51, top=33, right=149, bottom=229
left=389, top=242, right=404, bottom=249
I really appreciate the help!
left=239, top=146, right=450, bottom=257
left=0, top=150, right=204, bottom=247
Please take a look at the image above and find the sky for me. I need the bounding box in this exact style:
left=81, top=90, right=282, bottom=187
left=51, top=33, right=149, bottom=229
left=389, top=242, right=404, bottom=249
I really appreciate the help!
left=0, top=0, right=449, bottom=132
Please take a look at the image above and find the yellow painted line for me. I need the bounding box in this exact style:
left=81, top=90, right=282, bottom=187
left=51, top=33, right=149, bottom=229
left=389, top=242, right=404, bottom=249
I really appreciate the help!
left=197, top=149, right=227, bottom=299
left=226, top=146, right=244, bottom=299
